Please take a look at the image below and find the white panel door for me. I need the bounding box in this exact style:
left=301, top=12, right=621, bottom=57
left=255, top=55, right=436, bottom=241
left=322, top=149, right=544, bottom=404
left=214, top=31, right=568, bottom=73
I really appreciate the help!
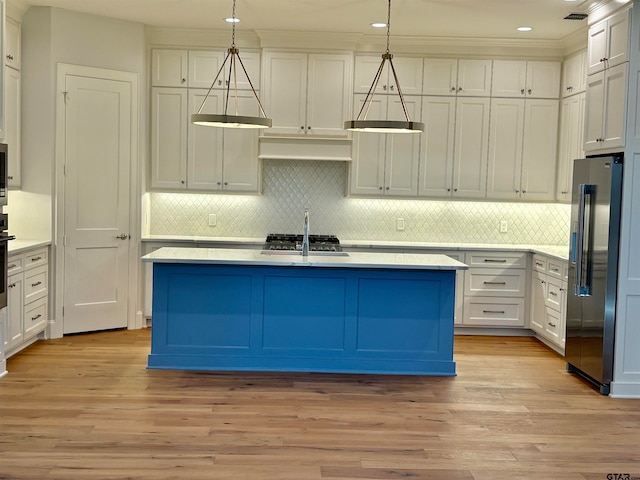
left=423, top=58, right=457, bottom=96
left=151, top=49, right=188, bottom=87
left=457, top=59, right=492, bottom=97
left=606, top=9, right=630, bottom=69
left=419, top=96, right=456, bottom=197
left=188, top=50, right=225, bottom=89
left=491, top=60, right=527, bottom=97
left=601, top=62, right=627, bottom=150
left=487, top=98, right=524, bottom=200
left=306, top=53, right=352, bottom=137
left=526, top=61, right=561, bottom=99
left=187, top=89, right=223, bottom=190
left=389, top=57, right=423, bottom=95
left=452, top=97, right=490, bottom=198
left=62, top=75, right=132, bottom=334
left=5, top=67, right=21, bottom=187
left=520, top=99, right=559, bottom=201
left=583, top=71, right=605, bottom=152
left=556, top=93, right=585, bottom=201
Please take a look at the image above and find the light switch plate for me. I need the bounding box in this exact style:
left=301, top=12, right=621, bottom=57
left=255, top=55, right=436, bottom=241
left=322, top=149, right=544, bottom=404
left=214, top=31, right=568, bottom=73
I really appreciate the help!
left=396, top=218, right=405, bottom=231
left=500, top=220, right=508, bottom=233
left=209, top=214, right=217, bottom=227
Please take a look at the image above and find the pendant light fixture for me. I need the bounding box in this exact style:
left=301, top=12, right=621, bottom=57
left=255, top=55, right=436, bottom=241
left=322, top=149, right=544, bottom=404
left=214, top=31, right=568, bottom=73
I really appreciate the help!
left=191, top=0, right=272, bottom=129
left=344, top=0, right=424, bottom=133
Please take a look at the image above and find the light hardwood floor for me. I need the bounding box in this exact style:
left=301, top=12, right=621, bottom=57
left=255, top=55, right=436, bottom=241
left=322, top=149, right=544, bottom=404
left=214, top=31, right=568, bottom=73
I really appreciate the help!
left=1, top=330, right=639, bottom=480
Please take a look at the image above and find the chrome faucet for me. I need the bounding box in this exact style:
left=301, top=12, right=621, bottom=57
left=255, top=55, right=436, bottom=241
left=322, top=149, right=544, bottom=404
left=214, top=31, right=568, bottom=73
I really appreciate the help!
left=302, top=208, right=310, bottom=257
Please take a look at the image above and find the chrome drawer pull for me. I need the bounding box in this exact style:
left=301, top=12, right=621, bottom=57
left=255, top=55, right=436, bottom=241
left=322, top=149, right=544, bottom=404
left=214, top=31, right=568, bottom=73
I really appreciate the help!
left=483, top=259, right=507, bottom=263
left=483, top=310, right=505, bottom=314
left=31, top=314, right=42, bottom=321
left=32, top=281, right=42, bottom=287
left=483, top=281, right=507, bottom=285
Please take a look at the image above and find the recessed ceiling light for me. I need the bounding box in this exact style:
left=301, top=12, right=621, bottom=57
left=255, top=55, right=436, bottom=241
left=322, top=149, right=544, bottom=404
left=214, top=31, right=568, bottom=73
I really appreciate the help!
left=517, top=26, right=533, bottom=32
left=371, top=22, right=387, bottom=28
left=224, top=17, right=240, bottom=23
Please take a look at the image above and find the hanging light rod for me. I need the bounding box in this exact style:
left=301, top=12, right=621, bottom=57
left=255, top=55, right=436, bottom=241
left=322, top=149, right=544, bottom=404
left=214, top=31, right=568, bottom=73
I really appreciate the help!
left=344, top=0, right=423, bottom=134
left=191, top=0, right=272, bottom=129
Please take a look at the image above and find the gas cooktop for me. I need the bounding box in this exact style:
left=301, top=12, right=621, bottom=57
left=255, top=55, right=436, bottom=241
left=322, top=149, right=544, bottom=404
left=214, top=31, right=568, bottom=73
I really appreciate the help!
left=264, top=234, right=341, bottom=252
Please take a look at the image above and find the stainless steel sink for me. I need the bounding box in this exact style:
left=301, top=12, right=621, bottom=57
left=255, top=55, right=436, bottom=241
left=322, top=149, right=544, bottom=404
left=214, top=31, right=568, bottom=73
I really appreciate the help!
left=260, top=251, right=349, bottom=257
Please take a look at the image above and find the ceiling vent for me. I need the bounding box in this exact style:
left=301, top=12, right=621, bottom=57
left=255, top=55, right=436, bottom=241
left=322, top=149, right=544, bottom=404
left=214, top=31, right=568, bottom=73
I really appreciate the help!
left=564, top=12, right=588, bottom=20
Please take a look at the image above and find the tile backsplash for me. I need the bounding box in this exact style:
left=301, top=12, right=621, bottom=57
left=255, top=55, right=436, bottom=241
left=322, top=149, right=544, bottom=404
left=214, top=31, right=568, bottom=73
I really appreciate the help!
left=148, top=159, right=570, bottom=245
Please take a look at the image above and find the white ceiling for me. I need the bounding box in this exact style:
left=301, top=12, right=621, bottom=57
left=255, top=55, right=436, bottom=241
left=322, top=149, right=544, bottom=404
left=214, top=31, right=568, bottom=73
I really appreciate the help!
left=18, top=0, right=602, bottom=41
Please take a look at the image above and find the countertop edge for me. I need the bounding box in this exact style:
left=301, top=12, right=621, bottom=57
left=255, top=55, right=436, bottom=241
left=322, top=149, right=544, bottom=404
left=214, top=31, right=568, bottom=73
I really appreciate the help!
left=8, top=239, right=52, bottom=255
left=142, top=236, right=569, bottom=261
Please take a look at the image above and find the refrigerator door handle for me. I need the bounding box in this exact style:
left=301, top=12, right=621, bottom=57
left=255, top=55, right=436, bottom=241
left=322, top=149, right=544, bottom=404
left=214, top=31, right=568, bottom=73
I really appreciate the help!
left=575, top=183, right=593, bottom=297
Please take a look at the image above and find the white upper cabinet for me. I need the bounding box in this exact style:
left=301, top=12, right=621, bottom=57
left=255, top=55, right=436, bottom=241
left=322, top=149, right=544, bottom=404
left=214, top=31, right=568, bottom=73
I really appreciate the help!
left=262, top=51, right=352, bottom=137
left=561, top=50, right=587, bottom=97
left=350, top=94, right=420, bottom=197
left=151, top=49, right=188, bottom=87
left=419, top=96, right=456, bottom=197
left=353, top=55, right=423, bottom=95
left=492, top=60, right=561, bottom=99
left=151, top=87, right=188, bottom=189
left=557, top=93, right=585, bottom=202
left=5, top=17, right=20, bottom=70
left=5, top=66, right=20, bottom=187
left=187, top=89, right=224, bottom=191
left=188, top=50, right=261, bottom=90
left=487, top=98, right=559, bottom=201
left=587, top=8, right=629, bottom=75
left=423, top=58, right=492, bottom=96
left=583, top=62, right=627, bottom=152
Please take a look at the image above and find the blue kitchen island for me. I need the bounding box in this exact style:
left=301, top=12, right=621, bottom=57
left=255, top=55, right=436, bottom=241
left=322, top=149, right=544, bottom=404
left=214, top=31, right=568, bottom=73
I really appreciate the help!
left=142, top=248, right=468, bottom=376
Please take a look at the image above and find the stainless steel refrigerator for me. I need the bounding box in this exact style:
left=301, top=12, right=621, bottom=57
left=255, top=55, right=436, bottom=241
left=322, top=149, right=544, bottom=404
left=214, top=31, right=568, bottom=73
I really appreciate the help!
left=566, top=153, right=623, bottom=395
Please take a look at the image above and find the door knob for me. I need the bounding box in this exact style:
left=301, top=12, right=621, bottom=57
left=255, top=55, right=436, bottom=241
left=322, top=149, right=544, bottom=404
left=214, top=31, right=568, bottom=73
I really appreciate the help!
left=116, top=233, right=129, bottom=240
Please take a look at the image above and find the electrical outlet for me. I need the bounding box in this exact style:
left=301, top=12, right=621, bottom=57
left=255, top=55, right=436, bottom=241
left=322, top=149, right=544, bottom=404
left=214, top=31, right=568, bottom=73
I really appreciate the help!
left=500, top=220, right=508, bottom=233
left=208, top=214, right=217, bottom=227
left=396, top=218, right=405, bottom=231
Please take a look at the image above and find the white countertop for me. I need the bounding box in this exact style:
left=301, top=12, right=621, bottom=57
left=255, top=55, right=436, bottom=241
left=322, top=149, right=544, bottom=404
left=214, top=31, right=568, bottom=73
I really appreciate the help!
left=142, top=247, right=469, bottom=271
left=8, top=239, right=51, bottom=255
left=142, top=235, right=570, bottom=261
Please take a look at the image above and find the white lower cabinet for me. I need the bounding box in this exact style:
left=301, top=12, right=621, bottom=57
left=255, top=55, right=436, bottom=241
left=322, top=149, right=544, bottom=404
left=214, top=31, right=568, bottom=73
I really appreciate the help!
left=529, top=254, right=567, bottom=351
left=5, top=247, right=49, bottom=356
left=461, top=251, right=528, bottom=327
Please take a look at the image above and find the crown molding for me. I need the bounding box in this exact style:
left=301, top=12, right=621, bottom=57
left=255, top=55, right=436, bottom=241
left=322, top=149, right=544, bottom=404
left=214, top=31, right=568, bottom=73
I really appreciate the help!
left=586, top=0, right=632, bottom=25
left=145, top=27, right=261, bottom=49
left=6, top=0, right=30, bottom=21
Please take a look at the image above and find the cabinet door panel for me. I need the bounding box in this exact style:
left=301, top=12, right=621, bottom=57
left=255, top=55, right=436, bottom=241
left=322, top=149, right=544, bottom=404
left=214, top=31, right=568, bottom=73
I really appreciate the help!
left=557, top=94, right=585, bottom=201
left=151, top=50, right=188, bottom=87
left=491, top=60, right=527, bottom=97
left=452, top=98, right=490, bottom=198
left=188, top=50, right=225, bottom=88
left=306, top=54, right=352, bottom=137
left=587, top=20, right=607, bottom=75
left=521, top=99, right=559, bottom=201
left=487, top=98, right=524, bottom=200
left=354, top=55, right=387, bottom=94
left=457, top=59, right=492, bottom=97
left=5, top=67, right=21, bottom=187
left=583, top=72, right=605, bottom=152
left=526, top=61, right=560, bottom=98
left=419, top=96, right=455, bottom=197
left=151, top=88, right=187, bottom=189
left=350, top=95, right=386, bottom=195
left=5, top=19, right=21, bottom=70
left=389, top=57, right=423, bottom=95
left=601, top=63, right=627, bottom=150
left=187, top=89, right=223, bottom=190
left=422, top=58, right=457, bottom=96
left=530, top=272, right=547, bottom=333
left=262, top=52, right=307, bottom=136
left=606, top=9, right=629, bottom=68
left=222, top=93, right=260, bottom=192
left=7, top=274, right=24, bottom=349
left=385, top=97, right=420, bottom=196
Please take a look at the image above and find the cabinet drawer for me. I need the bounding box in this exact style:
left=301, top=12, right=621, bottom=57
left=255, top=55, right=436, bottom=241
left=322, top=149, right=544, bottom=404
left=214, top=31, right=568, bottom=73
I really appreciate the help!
left=543, top=307, right=563, bottom=345
left=24, top=297, right=47, bottom=340
left=463, top=297, right=526, bottom=327
left=532, top=254, right=547, bottom=273
left=7, top=255, right=23, bottom=275
left=547, top=259, right=565, bottom=279
left=465, top=268, right=526, bottom=297
left=545, top=278, right=564, bottom=311
left=465, top=252, right=527, bottom=268
left=25, top=248, right=48, bottom=270
left=24, top=265, right=48, bottom=304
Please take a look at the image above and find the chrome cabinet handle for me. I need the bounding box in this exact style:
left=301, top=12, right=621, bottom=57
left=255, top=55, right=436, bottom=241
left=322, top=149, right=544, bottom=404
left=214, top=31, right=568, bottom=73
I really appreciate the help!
left=8, top=283, right=16, bottom=289
left=483, top=259, right=507, bottom=263
left=528, top=89, right=532, bottom=94
left=6, top=54, right=14, bottom=61
left=32, top=314, right=42, bottom=321
left=116, top=233, right=129, bottom=240
left=451, top=87, right=456, bottom=92
left=483, top=310, right=505, bottom=314
left=181, top=78, right=186, bottom=84
left=521, top=88, right=525, bottom=95
left=483, top=281, right=506, bottom=285
left=457, top=87, right=462, bottom=92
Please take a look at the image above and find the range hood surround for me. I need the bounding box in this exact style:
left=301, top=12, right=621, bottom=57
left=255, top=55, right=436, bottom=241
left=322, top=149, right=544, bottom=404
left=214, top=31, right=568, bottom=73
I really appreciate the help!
left=258, top=136, right=352, bottom=161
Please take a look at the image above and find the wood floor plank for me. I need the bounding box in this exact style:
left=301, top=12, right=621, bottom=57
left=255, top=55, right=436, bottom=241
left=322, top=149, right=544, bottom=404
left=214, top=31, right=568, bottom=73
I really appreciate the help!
left=1, top=329, right=639, bottom=479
